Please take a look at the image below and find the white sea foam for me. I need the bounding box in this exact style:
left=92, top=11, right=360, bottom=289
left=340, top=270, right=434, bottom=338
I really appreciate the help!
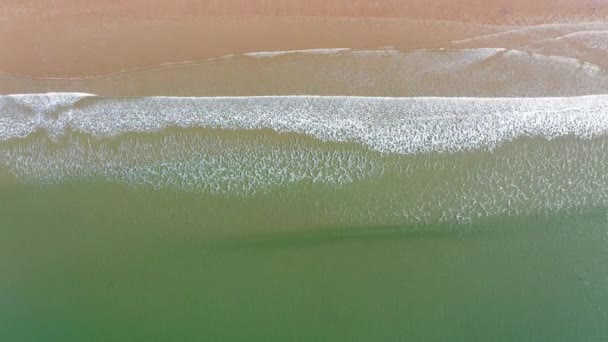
left=548, top=30, right=608, bottom=48
left=451, top=21, right=608, bottom=46
left=2, top=94, right=608, bottom=223
left=244, top=48, right=351, bottom=58
left=1, top=127, right=606, bottom=225
left=2, top=94, right=608, bottom=154
left=0, top=132, right=383, bottom=195
left=522, top=30, right=608, bottom=55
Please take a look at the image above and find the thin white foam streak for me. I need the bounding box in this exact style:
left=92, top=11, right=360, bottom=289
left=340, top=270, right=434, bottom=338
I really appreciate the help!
left=523, top=30, right=608, bottom=55
left=2, top=94, right=608, bottom=154
left=556, top=30, right=608, bottom=48
left=243, top=48, right=351, bottom=58
left=451, top=21, right=608, bottom=45
left=0, top=48, right=357, bottom=81
left=0, top=49, right=353, bottom=81
left=534, top=30, right=608, bottom=45
left=499, top=49, right=605, bottom=73
left=0, top=58, right=236, bottom=81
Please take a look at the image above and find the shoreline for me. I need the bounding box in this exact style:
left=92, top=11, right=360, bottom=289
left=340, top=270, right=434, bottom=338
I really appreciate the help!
left=1, top=1, right=606, bottom=78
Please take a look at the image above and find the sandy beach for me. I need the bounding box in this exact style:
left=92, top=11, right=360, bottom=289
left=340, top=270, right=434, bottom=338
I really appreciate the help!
left=2, top=1, right=608, bottom=96
left=1, top=0, right=606, bottom=79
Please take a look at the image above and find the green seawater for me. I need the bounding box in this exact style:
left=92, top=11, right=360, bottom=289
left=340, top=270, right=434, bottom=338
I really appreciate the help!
left=1, top=130, right=608, bottom=341
left=1, top=184, right=608, bottom=341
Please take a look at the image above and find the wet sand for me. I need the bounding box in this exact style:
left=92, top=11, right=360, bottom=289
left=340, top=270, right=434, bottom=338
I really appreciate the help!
left=3, top=0, right=606, bottom=22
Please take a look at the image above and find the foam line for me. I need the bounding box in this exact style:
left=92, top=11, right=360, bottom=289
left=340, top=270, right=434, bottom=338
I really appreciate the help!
left=244, top=48, right=351, bottom=58
left=2, top=94, right=608, bottom=154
